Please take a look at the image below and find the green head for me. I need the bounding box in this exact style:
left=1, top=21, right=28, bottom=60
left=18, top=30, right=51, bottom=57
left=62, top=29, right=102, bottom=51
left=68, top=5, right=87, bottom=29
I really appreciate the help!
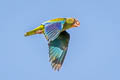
left=63, top=18, right=80, bottom=30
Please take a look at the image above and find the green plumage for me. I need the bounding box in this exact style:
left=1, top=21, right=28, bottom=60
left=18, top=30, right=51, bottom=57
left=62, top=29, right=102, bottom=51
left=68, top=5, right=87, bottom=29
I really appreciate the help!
left=49, top=31, right=70, bottom=70
left=24, top=18, right=80, bottom=71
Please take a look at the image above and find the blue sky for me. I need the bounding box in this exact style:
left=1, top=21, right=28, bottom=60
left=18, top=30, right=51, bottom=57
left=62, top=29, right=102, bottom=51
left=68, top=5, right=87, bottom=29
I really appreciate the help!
left=0, top=0, right=120, bottom=80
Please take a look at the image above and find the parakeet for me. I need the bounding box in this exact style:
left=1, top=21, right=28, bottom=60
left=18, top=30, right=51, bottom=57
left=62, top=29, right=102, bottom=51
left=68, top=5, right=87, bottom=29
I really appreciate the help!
left=24, top=18, right=80, bottom=71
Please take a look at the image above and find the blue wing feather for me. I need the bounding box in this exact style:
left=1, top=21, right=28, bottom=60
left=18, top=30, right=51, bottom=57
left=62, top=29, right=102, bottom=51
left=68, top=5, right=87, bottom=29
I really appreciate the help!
left=48, top=31, right=70, bottom=71
left=44, top=22, right=64, bottom=41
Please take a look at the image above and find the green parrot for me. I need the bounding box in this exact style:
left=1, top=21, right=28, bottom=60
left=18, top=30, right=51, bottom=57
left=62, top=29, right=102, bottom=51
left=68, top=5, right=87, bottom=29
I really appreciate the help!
left=24, top=18, right=80, bottom=71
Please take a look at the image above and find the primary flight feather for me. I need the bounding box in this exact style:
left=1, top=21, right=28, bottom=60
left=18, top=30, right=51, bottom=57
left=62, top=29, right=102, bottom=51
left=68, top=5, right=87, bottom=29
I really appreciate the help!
left=24, top=18, right=80, bottom=71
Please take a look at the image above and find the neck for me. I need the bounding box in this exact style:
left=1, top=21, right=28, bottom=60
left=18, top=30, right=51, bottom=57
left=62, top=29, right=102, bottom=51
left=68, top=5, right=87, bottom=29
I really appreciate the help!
left=62, top=24, right=73, bottom=31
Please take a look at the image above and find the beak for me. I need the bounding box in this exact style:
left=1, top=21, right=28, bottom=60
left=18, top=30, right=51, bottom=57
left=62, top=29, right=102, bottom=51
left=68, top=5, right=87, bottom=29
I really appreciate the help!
left=72, top=19, right=80, bottom=27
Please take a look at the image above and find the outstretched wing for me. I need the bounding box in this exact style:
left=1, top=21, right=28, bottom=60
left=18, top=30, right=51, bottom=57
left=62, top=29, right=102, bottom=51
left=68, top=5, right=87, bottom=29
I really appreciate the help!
left=48, top=31, right=70, bottom=71
left=43, top=20, right=65, bottom=42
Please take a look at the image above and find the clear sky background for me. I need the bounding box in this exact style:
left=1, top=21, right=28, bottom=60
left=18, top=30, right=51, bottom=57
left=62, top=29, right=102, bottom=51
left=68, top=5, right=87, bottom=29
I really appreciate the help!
left=0, top=0, right=120, bottom=80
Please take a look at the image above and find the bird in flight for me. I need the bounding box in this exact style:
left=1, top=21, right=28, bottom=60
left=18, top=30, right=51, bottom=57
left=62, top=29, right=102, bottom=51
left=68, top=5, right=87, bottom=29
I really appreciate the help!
left=24, top=18, right=80, bottom=71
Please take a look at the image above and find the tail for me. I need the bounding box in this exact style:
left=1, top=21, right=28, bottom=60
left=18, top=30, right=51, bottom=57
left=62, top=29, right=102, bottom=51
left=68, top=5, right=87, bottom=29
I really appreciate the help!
left=24, top=25, right=44, bottom=37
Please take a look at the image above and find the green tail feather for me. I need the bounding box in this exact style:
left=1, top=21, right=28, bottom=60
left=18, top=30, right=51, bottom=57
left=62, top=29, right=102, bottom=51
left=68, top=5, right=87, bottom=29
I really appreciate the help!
left=24, top=25, right=44, bottom=37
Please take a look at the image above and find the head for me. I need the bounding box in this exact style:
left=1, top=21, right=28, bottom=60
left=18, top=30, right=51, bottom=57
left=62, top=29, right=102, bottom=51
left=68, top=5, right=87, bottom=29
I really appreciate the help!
left=66, top=18, right=80, bottom=27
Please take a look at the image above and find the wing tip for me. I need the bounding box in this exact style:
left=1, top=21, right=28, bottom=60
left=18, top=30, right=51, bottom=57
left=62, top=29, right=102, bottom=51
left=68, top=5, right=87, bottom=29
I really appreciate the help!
left=50, top=59, right=62, bottom=71
left=51, top=63, right=62, bottom=71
